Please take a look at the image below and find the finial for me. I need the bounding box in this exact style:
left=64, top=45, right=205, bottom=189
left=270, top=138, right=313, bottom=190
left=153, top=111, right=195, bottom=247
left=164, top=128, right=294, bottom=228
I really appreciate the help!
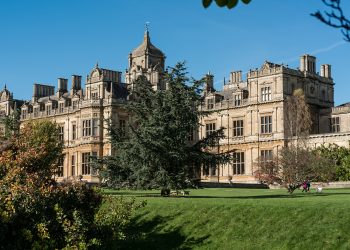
left=95, top=61, right=99, bottom=68
left=4, top=84, right=7, bottom=90
left=224, top=77, right=226, bottom=85
left=145, top=22, right=150, bottom=32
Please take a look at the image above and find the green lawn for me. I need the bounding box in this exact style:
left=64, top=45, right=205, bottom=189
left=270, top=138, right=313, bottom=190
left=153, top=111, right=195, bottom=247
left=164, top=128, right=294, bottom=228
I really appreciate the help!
left=105, top=188, right=350, bottom=250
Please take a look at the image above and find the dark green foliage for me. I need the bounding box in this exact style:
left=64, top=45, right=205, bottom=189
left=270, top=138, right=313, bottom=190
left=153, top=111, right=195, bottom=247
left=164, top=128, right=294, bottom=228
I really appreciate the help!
left=202, top=0, right=251, bottom=9
left=104, top=62, right=233, bottom=190
left=314, top=144, right=350, bottom=181
left=0, top=121, right=143, bottom=249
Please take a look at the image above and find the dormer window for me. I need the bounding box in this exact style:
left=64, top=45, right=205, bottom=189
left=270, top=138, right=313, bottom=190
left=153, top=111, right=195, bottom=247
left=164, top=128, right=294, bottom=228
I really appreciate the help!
left=21, top=109, right=27, bottom=120
left=207, top=98, right=214, bottom=110
left=91, top=92, right=98, bottom=100
left=234, top=94, right=241, bottom=106
left=34, top=107, right=39, bottom=118
left=59, top=102, right=64, bottom=113
left=46, top=105, right=52, bottom=116
left=261, top=86, right=272, bottom=102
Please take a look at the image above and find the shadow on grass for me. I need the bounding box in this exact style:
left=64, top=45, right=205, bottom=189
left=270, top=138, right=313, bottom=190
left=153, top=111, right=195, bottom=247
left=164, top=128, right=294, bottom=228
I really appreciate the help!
left=188, top=192, right=350, bottom=199
left=115, top=212, right=209, bottom=250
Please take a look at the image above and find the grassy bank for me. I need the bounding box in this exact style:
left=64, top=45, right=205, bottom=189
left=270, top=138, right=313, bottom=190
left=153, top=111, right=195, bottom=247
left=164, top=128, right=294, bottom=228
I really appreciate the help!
left=105, top=188, right=350, bottom=249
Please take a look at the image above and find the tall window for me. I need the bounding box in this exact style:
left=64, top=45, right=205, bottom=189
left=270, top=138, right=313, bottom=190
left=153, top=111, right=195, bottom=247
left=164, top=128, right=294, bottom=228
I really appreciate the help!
left=72, top=124, right=77, bottom=140
left=260, top=150, right=273, bottom=166
left=82, top=152, right=91, bottom=175
left=71, top=155, right=76, bottom=176
left=57, top=155, right=64, bottom=177
left=82, top=152, right=97, bottom=175
left=21, top=109, right=27, bottom=120
left=72, top=100, right=78, bottom=110
left=46, top=105, right=52, bottom=116
left=261, top=115, right=272, bottom=134
left=59, top=102, right=64, bottom=113
left=233, top=152, right=245, bottom=175
left=187, top=129, right=194, bottom=141
left=59, top=125, right=64, bottom=142
left=261, top=86, right=272, bottom=101
left=206, top=123, right=216, bottom=137
left=82, top=120, right=91, bottom=137
left=207, top=98, right=214, bottom=110
left=119, top=119, right=126, bottom=136
left=92, top=119, right=99, bottom=136
left=233, top=120, right=244, bottom=137
left=330, top=117, right=340, bottom=133
left=234, top=94, right=241, bottom=106
left=33, top=108, right=38, bottom=118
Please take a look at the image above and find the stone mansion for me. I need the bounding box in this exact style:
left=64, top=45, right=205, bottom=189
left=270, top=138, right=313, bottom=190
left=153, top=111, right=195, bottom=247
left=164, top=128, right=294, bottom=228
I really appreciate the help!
left=1, top=30, right=350, bottom=183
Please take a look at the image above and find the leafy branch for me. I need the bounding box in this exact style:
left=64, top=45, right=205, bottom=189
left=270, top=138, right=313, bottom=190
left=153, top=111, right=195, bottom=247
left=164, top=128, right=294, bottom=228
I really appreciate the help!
left=202, top=0, right=251, bottom=10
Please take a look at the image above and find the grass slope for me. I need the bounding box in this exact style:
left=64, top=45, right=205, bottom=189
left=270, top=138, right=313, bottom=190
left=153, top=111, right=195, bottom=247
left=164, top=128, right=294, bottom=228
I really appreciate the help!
left=106, top=188, right=350, bottom=250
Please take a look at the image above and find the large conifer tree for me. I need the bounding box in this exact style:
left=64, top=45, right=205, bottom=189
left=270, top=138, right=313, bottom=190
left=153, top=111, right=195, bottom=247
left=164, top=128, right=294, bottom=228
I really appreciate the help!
left=103, top=62, right=233, bottom=190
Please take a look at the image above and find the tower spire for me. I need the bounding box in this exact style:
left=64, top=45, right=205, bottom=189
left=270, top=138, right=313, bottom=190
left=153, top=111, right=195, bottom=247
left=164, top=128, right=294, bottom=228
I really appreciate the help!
left=144, top=22, right=150, bottom=42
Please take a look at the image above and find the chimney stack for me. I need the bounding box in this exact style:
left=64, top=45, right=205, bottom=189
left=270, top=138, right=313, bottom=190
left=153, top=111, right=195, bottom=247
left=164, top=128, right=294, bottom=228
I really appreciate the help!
left=320, top=64, right=331, bottom=78
left=57, top=78, right=68, bottom=98
left=205, top=71, right=214, bottom=94
left=300, top=54, right=316, bottom=73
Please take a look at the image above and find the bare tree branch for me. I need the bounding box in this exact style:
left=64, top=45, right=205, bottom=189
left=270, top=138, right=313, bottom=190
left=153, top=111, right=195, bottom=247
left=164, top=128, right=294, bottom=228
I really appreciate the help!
left=312, top=0, right=350, bottom=42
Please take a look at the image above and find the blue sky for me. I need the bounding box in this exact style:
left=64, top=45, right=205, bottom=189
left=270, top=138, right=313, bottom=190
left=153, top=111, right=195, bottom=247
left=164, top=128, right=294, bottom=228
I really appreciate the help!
left=1, top=0, right=350, bottom=105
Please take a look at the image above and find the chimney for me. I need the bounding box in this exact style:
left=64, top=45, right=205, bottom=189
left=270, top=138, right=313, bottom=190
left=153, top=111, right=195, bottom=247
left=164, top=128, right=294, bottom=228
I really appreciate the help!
left=230, top=70, right=242, bottom=83
left=71, top=75, right=82, bottom=90
left=320, top=64, right=331, bottom=78
left=300, top=54, right=316, bottom=73
left=57, top=78, right=68, bottom=98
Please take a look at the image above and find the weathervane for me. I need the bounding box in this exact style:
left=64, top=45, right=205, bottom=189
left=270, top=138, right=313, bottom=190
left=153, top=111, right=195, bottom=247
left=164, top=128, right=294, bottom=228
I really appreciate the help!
left=145, top=22, right=150, bottom=32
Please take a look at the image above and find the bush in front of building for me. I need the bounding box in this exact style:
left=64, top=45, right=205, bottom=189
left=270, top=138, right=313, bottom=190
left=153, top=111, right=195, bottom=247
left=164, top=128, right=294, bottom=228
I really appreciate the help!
left=0, top=120, right=143, bottom=249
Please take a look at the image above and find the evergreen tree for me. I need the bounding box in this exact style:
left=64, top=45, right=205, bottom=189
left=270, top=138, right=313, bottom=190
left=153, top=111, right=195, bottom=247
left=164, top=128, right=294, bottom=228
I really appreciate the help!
left=103, top=62, right=233, bottom=191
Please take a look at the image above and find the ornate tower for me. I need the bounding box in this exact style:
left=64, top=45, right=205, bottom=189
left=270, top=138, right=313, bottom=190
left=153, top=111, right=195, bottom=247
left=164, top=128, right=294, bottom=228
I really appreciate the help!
left=125, top=28, right=166, bottom=91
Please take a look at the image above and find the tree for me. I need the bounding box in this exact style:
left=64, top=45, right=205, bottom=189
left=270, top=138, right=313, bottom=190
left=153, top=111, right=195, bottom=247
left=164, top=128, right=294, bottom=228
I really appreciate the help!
left=312, top=0, right=350, bottom=42
left=103, top=62, right=233, bottom=192
left=202, top=0, right=252, bottom=9
left=254, top=89, right=336, bottom=193
left=0, top=120, right=143, bottom=249
left=254, top=146, right=335, bottom=193
left=284, top=89, right=312, bottom=142
left=315, top=144, right=350, bottom=181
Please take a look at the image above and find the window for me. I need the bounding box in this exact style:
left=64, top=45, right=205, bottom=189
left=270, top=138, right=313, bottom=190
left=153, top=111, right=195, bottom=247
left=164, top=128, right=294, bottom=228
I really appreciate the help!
left=82, top=152, right=97, bottom=175
left=59, top=125, right=64, bottom=142
left=91, top=92, right=98, bottom=100
left=260, top=150, right=273, bottom=166
left=46, top=105, right=52, bottom=116
left=82, top=152, right=91, bottom=175
left=57, top=156, right=64, bottom=177
left=261, top=86, right=272, bottom=101
left=82, top=120, right=91, bottom=137
left=59, top=102, right=64, bottom=113
left=330, top=117, right=340, bottom=133
left=72, top=124, right=77, bottom=140
left=233, top=120, right=244, bottom=137
left=71, top=155, right=76, bottom=176
left=72, top=100, right=78, bottom=110
left=233, top=152, right=245, bottom=175
left=205, top=123, right=216, bottom=137
left=234, top=94, right=241, bottom=106
left=21, top=109, right=27, bottom=120
left=187, top=129, right=194, bottom=141
left=261, top=115, right=272, bottom=134
left=34, top=107, right=38, bottom=118
left=119, top=119, right=126, bottom=136
left=92, top=119, right=99, bottom=136
left=207, top=98, right=214, bottom=110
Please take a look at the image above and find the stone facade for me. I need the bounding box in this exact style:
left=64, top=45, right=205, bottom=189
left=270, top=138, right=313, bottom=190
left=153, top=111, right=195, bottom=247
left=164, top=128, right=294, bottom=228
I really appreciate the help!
left=200, top=56, right=349, bottom=183
left=18, top=30, right=165, bottom=183
left=1, top=30, right=348, bottom=184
